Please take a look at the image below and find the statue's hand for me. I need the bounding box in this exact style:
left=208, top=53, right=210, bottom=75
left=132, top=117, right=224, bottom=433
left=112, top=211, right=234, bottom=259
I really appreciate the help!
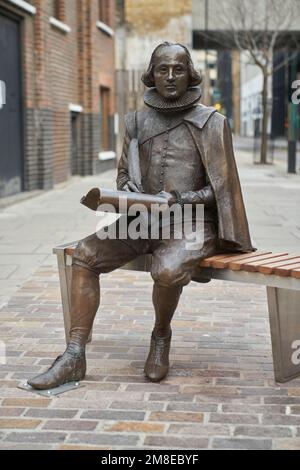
left=156, top=191, right=177, bottom=205
left=122, top=181, right=140, bottom=192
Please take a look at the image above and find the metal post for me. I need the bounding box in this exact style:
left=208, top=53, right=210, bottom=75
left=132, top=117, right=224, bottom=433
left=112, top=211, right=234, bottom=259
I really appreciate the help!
left=267, top=286, right=300, bottom=382
left=288, top=59, right=298, bottom=173
left=204, top=0, right=208, bottom=71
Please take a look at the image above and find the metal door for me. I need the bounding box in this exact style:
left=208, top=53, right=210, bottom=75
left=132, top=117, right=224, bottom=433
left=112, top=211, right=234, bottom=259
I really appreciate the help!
left=0, top=12, right=23, bottom=197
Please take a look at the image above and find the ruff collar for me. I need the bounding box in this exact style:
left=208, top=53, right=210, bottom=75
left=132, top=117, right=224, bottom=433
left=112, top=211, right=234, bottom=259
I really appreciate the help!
left=144, top=87, right=202, bottom=113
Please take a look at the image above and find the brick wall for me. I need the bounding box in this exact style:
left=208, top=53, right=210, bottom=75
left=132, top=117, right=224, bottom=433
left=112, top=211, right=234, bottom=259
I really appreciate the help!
left=0, top=0, right=116, bottom=194
left=78, top=0, right=116, bottom=175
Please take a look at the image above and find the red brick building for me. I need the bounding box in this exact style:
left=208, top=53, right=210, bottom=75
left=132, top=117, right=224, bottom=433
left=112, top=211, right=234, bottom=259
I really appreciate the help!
left=0, top=0, right=116, bottom=198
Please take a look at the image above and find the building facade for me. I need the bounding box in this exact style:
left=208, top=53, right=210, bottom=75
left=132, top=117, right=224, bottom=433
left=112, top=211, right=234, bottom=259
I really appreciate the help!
left=116, top=0, right=194, bottom=152
left=192, top=0, right=300, bottom=139
left=0, top=0, right=116, bottom=198
left=115, top=0, right=222, bottom=153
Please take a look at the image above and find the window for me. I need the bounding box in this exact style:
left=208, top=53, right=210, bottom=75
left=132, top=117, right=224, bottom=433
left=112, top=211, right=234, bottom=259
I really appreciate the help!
left=99, top=0, right=110, bottom=26
left=100, top=87, right=111, bottom=151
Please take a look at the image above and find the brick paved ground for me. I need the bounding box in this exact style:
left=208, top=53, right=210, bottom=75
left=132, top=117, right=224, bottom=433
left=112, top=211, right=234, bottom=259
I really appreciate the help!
left=0, top=145, right=300, bottom=450
left=1, top=264, right=300, bottom=450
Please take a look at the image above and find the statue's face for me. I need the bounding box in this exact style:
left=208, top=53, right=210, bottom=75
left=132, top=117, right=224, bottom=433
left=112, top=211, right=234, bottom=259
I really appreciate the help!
left=153, top=45, right=189, bottom=100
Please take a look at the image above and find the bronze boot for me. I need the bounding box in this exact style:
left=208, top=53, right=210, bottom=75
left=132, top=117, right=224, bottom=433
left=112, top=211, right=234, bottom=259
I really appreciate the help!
left=144, top=330, right=172, bottom=382
left=27, top=345, right=86, bottom=390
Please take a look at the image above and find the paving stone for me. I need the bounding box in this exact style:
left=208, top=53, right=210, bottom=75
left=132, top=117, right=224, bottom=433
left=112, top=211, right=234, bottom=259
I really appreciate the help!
left=149, top=411, right=204, bottom=423
left=58, top=444, right=112, bottom=450
left=4, top=432, right=66, bottom=443
left=46, top=398, right=111, bottom=409
left=240, top=387, right=288, bottom=396
left=212, top=438, right=272, bottom=450
left=182, top=386, right=240, bottom=396
left=288, top=388, right=300, bottom=397
left=148, top=393, right=195, bottom=402
left=262, top=414, right=300, bottom=426
left=221, top=404, right=286, bottom=414
left=168, top=424, right=231, bottom=437
left=24, top=409, right=78, bottom=419
left=273, top=439, right=300, bottom=450
left=104, top=422, right=165, bottom=433
left=196, top=395, right=262, bottom=404
left=2, top=398, right=50, bottom=407
left=80, top=410, right=145, bottom=421
left=67, top=432, right=138, bottom=446
left=0, top=418, right=41, bottom=429
left=287, top=406, right=300, bottom=415
left=124, top=384, right=179, bottom=393
left=42, top=420, right=97, bottom=431
left=0, top=408, right=25, bottom=417
left=234, top=425, right=293, bottom=438
left=264, top=397, right=300, bottom=405
left=108, top=401, right=164, bottom=411
left=209, top=413, right=259, bottom=425
left=166, top=403, right=218, bottom=412
left=0, top=443, right=57, bottom=450
left=144, top=435, right=209, bottom=449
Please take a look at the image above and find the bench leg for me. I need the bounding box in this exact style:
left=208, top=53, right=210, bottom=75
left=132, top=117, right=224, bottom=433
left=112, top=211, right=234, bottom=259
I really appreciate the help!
left=56, top=251, right=92, bottom=345
left=267, top=286, right=300, bottom=383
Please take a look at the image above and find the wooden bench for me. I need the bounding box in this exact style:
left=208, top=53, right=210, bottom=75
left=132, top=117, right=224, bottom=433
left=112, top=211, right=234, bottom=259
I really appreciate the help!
left=53, top=243, right=300, bottom=383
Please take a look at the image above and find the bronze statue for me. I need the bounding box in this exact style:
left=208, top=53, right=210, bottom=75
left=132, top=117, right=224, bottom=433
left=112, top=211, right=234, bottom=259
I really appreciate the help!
left=28, top=42, right=254, bottom=389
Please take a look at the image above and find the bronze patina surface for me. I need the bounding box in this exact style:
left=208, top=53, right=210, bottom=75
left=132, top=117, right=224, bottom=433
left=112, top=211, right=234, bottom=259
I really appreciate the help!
left=28, top=42, right=255, bottom=389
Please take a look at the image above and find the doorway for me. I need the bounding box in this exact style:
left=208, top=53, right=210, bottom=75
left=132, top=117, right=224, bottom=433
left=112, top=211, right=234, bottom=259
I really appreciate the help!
left=0, top=12, right=23, bottom=197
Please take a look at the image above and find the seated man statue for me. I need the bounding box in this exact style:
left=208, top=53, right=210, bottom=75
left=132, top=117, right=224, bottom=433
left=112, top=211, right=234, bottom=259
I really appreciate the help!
left=28, top=42, right=254, bottom=389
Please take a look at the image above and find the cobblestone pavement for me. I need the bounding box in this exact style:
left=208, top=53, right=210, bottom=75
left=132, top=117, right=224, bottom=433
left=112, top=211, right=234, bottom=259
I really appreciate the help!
left=0, top=145, right=300, bottom=450
left=2, top=266, right=300, bottom=450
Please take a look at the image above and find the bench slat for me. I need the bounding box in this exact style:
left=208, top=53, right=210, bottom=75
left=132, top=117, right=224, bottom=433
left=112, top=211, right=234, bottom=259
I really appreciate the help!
left=228, top=253, right=288, bottom=272
left=291, top=268, right=300, bottom=279
left=208, top=251, right=272, bottom=269
left=199, top=253, right=246, bottom=267
left=274, top=263, right=300, bottom=276
left=258, top=256, right=300, bottom=275
left=241, top=253, right=288, bottom=273
left=66, top=246, right=76, bottom=256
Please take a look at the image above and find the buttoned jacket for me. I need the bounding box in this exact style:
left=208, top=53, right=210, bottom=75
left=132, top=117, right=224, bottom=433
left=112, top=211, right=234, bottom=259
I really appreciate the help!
left=117, top=104, right=255, bottom=253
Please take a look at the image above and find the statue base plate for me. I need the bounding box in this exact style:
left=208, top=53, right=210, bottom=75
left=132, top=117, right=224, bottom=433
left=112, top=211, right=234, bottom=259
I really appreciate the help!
left=18, top=381, right=84, bottom=397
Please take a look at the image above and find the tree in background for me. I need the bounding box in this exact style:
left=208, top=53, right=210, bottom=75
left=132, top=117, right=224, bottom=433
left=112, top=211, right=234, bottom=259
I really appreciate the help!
left=218, top=0, right=300, bottom=164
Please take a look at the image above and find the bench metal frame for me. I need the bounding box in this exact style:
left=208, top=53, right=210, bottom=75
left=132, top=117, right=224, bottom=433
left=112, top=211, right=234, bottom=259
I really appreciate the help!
left=53, top=244, right=300, bottom=383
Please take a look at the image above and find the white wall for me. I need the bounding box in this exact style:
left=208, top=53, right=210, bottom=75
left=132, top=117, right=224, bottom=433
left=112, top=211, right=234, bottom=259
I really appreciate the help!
left=240, top=52, right=272, bottom=137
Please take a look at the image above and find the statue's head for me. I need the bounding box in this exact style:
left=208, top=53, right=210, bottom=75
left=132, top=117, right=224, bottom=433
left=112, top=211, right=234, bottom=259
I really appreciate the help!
left=141, top=42, right=202, bottom=100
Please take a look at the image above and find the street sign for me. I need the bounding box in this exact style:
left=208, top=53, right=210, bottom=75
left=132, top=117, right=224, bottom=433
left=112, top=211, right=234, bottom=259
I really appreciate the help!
left=288, top=103, right=298, bottom=141
left=212, top=88, right=221, bottom=101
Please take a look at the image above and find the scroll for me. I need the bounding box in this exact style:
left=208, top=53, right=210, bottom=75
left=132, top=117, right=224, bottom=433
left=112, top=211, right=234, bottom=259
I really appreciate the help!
left=80, top=188, right=169, bottom=213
